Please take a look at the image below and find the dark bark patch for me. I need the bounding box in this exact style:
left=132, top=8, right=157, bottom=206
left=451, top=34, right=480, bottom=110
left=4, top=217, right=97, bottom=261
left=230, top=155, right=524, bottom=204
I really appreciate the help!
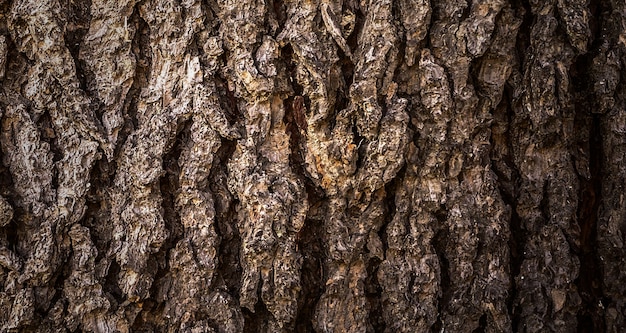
left=365, top=256, right=384, bottom=332
left=104, top=260, right=124, bottom=304
left=511, top=0, right=533, bottom=68
left=121, top=7, right=152, bottom=156
left=571, top=41, right=606, bottom=333
left=243, top=297, right=272, bottom=333
left=63, top=0, right=91, bottom=92
left=210, top=138, right=242, bottom=295
left=472, top=313, right=488, bottom=333
left=432, top=224, right=451, bottom=327
left=159, top=120, right=187, bottom=255
left=295, top=214, right=325, bottom=333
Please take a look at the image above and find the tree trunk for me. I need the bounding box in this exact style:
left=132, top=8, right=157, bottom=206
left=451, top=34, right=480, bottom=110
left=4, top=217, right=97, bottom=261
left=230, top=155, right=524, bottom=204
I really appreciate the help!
left=0, top=0, right=624, bottom=332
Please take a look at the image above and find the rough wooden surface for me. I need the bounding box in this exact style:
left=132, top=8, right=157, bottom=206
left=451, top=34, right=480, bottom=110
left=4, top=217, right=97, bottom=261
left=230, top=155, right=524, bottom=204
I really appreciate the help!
left=0, top=0, right=624, bottom=332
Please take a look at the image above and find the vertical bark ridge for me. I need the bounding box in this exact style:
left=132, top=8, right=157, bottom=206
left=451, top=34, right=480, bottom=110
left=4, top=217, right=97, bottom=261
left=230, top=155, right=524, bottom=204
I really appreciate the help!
left=593, top=0, right=626, bottom=331
left=302, top=1, right=409, bottom=331
left=155, top=4, right=243, bottom=329
left=2, top=0, right=107, bottom=330
left=278, top=1, right=347, bottom=331
left=426, top=0, right=514, bottom=331
left=80, top=0, right=137, bottom=153
left=508, top=1, right=591, bottom=331
left=378, top=48, right=448, bottom=333
left=219, top=0, right=308, bottom=330
left=377, top=0, right=436, bottom=329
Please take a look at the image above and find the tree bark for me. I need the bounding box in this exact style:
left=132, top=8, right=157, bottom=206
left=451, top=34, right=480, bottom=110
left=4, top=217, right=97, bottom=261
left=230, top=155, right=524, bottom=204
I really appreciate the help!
left=0, top=0, right=624, bottom=332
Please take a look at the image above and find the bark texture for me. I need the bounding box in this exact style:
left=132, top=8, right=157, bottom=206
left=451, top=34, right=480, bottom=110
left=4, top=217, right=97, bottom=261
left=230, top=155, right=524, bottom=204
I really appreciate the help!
left=0, top=0, right=624, bottom=332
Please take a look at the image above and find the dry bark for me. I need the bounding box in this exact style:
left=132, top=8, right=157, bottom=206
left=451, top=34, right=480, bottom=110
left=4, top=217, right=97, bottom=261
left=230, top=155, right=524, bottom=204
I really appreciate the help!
left=0, top=0, right=624, bottom=332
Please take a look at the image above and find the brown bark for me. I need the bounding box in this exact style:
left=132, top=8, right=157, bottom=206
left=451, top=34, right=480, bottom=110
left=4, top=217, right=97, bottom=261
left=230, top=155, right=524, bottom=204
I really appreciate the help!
left=0, top=0, right=624, bottom=332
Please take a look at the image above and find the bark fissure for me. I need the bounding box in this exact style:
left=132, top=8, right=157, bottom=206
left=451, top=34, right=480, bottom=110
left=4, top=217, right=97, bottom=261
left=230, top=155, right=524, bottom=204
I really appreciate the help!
left=569, top=11, right=607, bottom=327
left=575, top=113, right=604, bottom=332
